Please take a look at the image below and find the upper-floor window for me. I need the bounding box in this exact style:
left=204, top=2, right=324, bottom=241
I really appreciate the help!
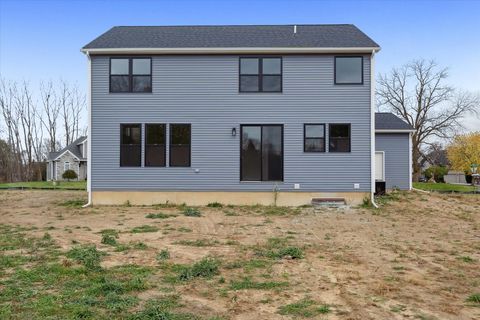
left=110, top=58, right=152, bottom=93
left=334, top=56, right=363, bottom=85
left=239, top=57, right=282, bottom=92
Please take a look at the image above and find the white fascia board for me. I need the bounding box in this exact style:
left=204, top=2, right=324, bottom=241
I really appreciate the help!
left=54, top=149, right=80, bottom=161
left=81, top=46, right=381, bottom=55
left=375, top=129, right=416, bottom=133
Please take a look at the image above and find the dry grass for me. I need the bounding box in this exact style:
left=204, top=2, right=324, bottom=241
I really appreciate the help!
left=0, top=190, right=479, bottom=319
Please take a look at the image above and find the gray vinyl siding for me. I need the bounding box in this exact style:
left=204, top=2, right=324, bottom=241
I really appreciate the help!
left=91, top=54, right=372, bottom=192
left=375, top=133, right=410, bottom=190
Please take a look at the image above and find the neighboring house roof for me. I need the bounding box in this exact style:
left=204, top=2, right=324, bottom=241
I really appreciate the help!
left=82, top=24, right=380, bottom=51
left=375, top=113, right=415, bottom=132
left=47, top=136, right=87, bottom=161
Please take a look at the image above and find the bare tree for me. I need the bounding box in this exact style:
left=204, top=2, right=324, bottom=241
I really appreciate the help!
left=39, top=81, right=60, bottom=153
left=377, top=59, right=479, bottom=181
left=58, top=80, right=86, bottom=146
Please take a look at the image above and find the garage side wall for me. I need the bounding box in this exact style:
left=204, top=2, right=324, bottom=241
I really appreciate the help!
left=375, top=133, right=410, bottom=190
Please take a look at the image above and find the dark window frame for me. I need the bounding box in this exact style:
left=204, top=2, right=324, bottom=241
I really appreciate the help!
left=334, top=56, right=364, bottom=85
left=240, top=124, right=284, bottom=182
left=109, top=57, right=152, bottom=93
left=303, top=123, right=326, bottom=153
left=169, top=124, right=191, bottom=167
left=144, top=123, right=167, bottom=167
left=239, top=57, right=283, bottom=93
left=120, top=123, right=142, bottom=167
left=328, top=123, right=351, bottom=153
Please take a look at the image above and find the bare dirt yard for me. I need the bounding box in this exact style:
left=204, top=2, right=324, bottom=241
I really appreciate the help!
left=0, top=190, right=479, bottom=319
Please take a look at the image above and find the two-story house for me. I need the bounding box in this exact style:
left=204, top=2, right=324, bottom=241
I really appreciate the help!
left=81, top=24, right=413, bottom=206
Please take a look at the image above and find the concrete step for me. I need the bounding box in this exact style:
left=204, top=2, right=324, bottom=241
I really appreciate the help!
left=311, top=197, right=346, bottom=208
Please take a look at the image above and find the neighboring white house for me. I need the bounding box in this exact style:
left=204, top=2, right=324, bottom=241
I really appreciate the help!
left=46, top=136, right=88, bottom=181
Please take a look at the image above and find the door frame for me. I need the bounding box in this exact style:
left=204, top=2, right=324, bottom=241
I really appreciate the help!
left=240, top=124, right=284, bottom=182
left=375, top=151, right=385, bottom=182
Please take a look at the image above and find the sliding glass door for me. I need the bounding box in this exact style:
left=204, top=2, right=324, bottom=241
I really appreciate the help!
left=241, top=125, right=283, bottom=181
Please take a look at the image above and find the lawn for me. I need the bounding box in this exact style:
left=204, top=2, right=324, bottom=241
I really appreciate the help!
left=0, top=180, right=86, bottom=190
left=0, top=190, right=479, bottom=319
left=413, top=182, right=477, bottom=192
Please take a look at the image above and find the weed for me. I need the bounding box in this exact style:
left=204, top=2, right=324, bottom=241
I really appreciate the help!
left=207, top=202, right=223, bottom=208
left=230, top=277, right=288, bottom=290
left=100, top=229, right=119, bottom=237
left=157, top=249, right=170, bottom=261
left=466, top=293, right=480, bottom=304
left=177, top=227, right=192, bottom=233
left=178, top=257, right=220, bottom=281
left=131, top=225, right=159, bottom=233
left=67, top=244, right=105, bottom=270
left=174, top=239, right=218, bottom=247
left=145, top=213, right=174, bottom=219
left=182, top=207, right=201, bottom=217
left=101, top=234, right=117, bottom=246
left=278, top=299, right=330, bottom=317
left=458, top=256, right=475, bottom=263
left=58, top=199, right=85, bottom=208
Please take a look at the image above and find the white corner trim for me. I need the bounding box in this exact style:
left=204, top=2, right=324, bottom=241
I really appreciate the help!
left=375, top=129, right=416, bottom=133
left=87, top=52, right=92, bottom=200
left=54, top=149, right=80, bottom=161
left=81, top=46, right=381, bottom=55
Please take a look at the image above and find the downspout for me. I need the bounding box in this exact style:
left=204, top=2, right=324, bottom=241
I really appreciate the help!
left=82, top=50, right=92, bottom=208
left=370, top=49, right=378, bottom=208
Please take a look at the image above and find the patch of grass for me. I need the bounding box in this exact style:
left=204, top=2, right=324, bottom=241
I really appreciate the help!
left=182, top=207, right=202, bottom=217
left=230, top=277, right=288, bottom=290
left=145, top=212, right=175, bottom=219
left=261, top=206, right=300, bottom=216
left=177, top=227, right=193, bottom=233
left=207, top=202, right=223, bottom=208
left=100, top=229, right=119, bottom=237
left=0, top=181, right=86, bottom=190
left=66, top=244, right=105, bottom=270
left=224, top=259, right=272, bottom=271
left=466, top=293, right=480, bottom=304
left=174, top=239, right=219, bottom=247
left=254, top=237, right=304, bottom=260
left=157, top=249, right=170, bottom=261
left=458, top=256, right=475, bottom=263
left=131, top=225, right=159, bottom=233
left=128, top=295, right=202, bottom=320
left=278, top=299, right=330, bottom=317
left=177, top=257, right=220, bottom=281
left=413, top=182, right=476, bottom=193
left=101, top=234, right=118, bottom=246
left=58, top=199, right=86, bottom=208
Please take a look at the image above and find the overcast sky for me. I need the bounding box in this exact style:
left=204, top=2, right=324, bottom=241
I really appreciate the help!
left=1, top=0, right=479, bottom=132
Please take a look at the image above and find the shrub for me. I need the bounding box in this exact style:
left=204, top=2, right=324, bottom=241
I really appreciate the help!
left=423, top=166, right=448, bottom=183
left=62, top=169, right=78, bottom=181
left=182, top=207, right=201, bottom=217
left=67, top=244, right=105, bottom=270
left=465, top=172, right=473, bottom=184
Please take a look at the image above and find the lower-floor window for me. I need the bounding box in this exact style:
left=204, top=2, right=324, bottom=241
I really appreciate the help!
left=241, top=125, right=283, bottom=181
left=145, top=124, right=166, bottom=167
left=64, top=161, right=70, bottom=171
left=120, top=124, right=141, bottom=167
left=170, top=124, right=191, bottom=167
left=329, top=124, right=351, bottom=152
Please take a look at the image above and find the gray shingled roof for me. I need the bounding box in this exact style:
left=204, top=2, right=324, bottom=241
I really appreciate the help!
left=47, top=136, right=87, bottom=161
left=375, top=113, right=414, bottom=131
left=83, top=24, right=379, bottom=49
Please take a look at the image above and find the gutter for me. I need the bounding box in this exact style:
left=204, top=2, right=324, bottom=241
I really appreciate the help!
left=81, top=46, right=381, bottom=55
left=82, top=51, right=93, bottom=208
